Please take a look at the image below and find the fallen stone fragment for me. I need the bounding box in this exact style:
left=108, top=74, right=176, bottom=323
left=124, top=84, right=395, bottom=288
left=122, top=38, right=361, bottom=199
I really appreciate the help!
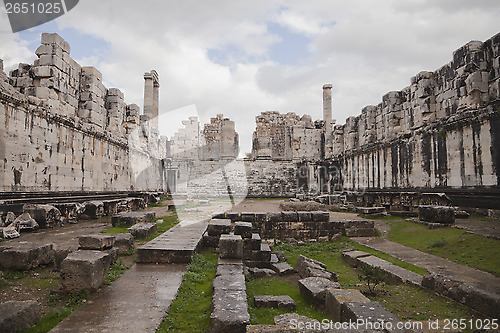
left=298, top=277, right=341, bottom=310
left=418, top=205, right=455, bottom=224
left=23, top=204, right=61, bottom=228
left=270, top=262, right=294, bottom=275
left=0, top=227, right=20, bottom=239
left=60, top=250, right=112, bottom=292
left=15, top=213, right=39, bottom=232
left=78, top=234, right=115, bottom=250
left=248, top=267, right=276, bottom=278
left=0, top=243, right=54, bottom=270
left=325, top=288, right=370, bottom=321
left=0, top=300, right=41, bottom=333
left=80, top=201, right=105, bottom=219
left=114, top=233, right=134, bottom=253
left=254, top=295, right=296, bottom=311
left=111, top=211, right=156, bottom=227
left=127, top=222, right=157, bottom=239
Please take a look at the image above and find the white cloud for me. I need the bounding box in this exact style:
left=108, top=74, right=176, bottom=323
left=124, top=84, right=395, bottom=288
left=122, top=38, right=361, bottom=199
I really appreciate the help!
left=1, top=0, right=499, bottom=155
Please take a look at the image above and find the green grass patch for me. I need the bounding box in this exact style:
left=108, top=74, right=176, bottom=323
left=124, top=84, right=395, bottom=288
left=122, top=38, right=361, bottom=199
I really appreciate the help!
left=22, top=307, right=73, bottom=333
left=101, top=214, right=179, bottom=239
left=274, top=241, right=480, bottom=322
left=105, top=260, right=130, bottom=285
left=157, top=250, right=218, bottom=333
left=388, top=220, right=500, bottom=276
left=246, top=277, right=328, bottom=324
left=24, top=290, right=90, bottom=333
left=144, top=215, right=179, bottom=242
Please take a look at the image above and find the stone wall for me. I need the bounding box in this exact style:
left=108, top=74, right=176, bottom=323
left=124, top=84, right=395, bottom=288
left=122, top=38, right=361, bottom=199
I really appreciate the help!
left=247, top=33, right=500, bottom=202
left=251, top=111, right=325, bottom=161
left=333, top=33, right=500, bottom=192
left=0, top=33, right=165, bottom=193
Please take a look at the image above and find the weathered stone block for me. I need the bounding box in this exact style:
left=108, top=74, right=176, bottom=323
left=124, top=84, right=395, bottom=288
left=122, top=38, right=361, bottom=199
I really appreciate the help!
left=342, top=301, right=400, bottom=326
left=80, top=201, right=105, bottom=219
left=254, top=212, right=268, bottom=222
left=344, top=228, right=378, bottom=237
left=234, top=221, right=253, bottom=238
left=297, top=211, right=312, bottom=222
left=341, top=250, right=371, bottom=267
left=210, top=290, right=250, bottom=333
left=127, top=222, right=157, bottom=239
left=325, top=288, right=370, bottom=321
left=248, top=267, right=276, bottom=278
left=0, top=300, right=41, bottom=333
left=114, top=233, right=134, bottom=253
left=211, top=212, right=226, bottom=219
left=81, top=66, right=102, bottom=80
left=0, top=243, right=54, bottom=270
left=422, top=270, right=500, bottom=319
left=78, top=234, right=115, bottom=250
left=281, top=211, right=298, bottom=222
left=240, top=212, right=256, bottom=222
left=213, top=274, right=246, bottom=291
left=0, top=227, right=20, bottom=239
left=216, top=263, right=243, bottom=276
left=418, top=205, right=455, bottom=224
left=226, top=212, right=240, bottom=222
left=60, top=250, right=112, bottom=292
left=271, top=262, right=294, bottom=275
left=111, top=211, right=156, bottom=227
left=311, top=211, right=329, bottom=222
left=295, top=255, right=337, bottom=281
left=41, top=33, right=70, bottom=53
left=243, top=233, right=261, bottom=252
left=267, top=212, right=282, bottom=222
left=298, top=277, right=341, bottom=310
left=207, top=219, right=232, bottom=237
left=219, top=234, right=243, bottom=259
left=23, top=204, right=61, bottom=228
left=254, top=295, right=296, bottom=311
left=260, top=243, right=272, bottom=262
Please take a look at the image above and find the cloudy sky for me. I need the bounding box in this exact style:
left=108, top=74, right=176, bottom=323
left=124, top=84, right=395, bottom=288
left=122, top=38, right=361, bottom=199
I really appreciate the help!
left=1, top=0, right=499, bottom=155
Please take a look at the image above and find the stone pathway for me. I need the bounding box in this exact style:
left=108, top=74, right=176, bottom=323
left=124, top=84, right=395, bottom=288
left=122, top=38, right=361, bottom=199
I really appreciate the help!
left=50, top=263, right=185, bottom=333
left=351, top=235, right=500, bottom=296
left=51, top=217, right=209, bottom=332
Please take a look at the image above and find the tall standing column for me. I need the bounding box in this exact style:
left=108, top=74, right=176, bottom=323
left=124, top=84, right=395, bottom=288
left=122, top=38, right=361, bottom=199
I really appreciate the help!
left=143, top=70, right=159, bottom=129
left=323, top=83, right=333, bottom=131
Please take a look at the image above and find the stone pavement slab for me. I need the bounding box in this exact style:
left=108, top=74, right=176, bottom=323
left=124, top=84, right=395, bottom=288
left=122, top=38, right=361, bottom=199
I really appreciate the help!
left=136, top=219, right=208, bottom=263
left=50, top=263, right=185, bottom=333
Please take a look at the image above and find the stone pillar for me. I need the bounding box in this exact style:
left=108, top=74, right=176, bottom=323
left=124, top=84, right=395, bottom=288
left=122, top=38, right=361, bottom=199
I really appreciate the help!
left=143, top=70, right=159, bottom=129
left=323, top=84, right=333, bottom=131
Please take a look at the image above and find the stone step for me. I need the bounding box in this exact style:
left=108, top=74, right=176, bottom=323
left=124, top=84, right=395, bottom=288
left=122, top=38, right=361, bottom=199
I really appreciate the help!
left=136, top=219, right=208, bottom=264
left=342, top=250, right=423, bottom=286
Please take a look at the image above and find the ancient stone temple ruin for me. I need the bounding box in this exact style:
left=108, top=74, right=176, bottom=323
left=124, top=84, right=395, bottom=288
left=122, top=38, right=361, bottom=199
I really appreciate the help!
left=0, top=31, right=499, bottom=333
left=245, top=32, right=500, bottom=211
